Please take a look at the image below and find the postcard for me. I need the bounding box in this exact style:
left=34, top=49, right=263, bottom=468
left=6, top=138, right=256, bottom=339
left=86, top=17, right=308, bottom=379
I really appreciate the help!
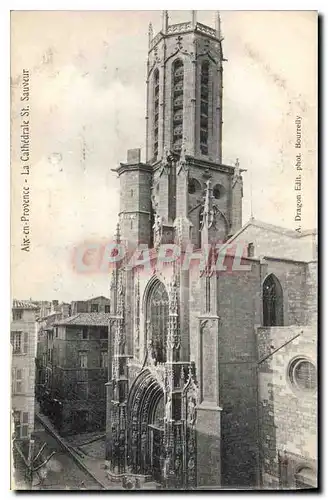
left=10, top=10, right=317, bottom=490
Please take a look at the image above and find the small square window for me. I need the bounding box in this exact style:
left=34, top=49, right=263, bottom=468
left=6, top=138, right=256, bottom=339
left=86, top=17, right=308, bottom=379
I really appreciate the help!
left=91, top=304, right=99, bottom=313
left=13, top=310, right=23, bottom=321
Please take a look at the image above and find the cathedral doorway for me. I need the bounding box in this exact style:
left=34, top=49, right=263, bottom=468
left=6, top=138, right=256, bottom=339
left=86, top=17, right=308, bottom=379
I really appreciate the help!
left=149, top=395, right=164, bottom=482
left=127, top=370, right=165, bottom=482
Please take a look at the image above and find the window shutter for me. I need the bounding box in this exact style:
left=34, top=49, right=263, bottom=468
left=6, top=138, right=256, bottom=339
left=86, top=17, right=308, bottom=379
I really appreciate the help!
left=23, top=332, right=28, bottom=354
left=16, top=368, right=23, bottom=393
left=21, top=412, right=29, bottom=438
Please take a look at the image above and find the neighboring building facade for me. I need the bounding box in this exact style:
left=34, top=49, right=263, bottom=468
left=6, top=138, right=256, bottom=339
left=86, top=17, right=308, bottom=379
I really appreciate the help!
left=11, top=300, right=39, bottom=443
left=35, top=296, right=110, bottom=434
left=35, top=301, right=70, bottom=402
left=49, top=312, right=111, bottom=435
left=71, top=296, right=111, bottom=315
left=105, top=11, right=317, bottom=490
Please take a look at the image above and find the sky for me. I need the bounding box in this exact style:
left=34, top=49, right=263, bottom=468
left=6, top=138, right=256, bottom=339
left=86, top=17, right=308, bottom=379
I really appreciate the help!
left=10, top=10, right=317, bottom=301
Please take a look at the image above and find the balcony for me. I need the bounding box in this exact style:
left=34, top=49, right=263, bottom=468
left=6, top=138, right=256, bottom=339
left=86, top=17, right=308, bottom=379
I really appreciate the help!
left=167, top=21, right=192, bottom=35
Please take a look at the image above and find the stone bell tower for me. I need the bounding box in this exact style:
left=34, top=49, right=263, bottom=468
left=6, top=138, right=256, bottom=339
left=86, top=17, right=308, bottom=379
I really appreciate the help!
left=146, top=10, right=223, bottom=164
left=146, top=11, right=243, bottom=249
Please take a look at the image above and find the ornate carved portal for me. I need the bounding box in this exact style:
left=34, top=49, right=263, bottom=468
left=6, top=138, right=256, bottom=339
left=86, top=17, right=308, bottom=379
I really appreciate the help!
left=127, top=370, right=164, bottom=479
left=126, top=365, right=199, bottom=489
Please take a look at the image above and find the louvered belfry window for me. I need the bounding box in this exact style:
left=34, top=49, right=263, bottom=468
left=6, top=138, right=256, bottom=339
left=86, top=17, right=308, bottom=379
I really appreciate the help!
left=172, top=59, right=184, bottom=154
left=147, top=281, right=169, bottom=363
left=153, top=69, right=160, bottom=159
left=200, top=60, right=209, bottom=155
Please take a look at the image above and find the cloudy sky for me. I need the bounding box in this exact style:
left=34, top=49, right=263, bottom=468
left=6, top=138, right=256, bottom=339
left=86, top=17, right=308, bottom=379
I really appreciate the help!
left=11, top=10, right=317, bottom=301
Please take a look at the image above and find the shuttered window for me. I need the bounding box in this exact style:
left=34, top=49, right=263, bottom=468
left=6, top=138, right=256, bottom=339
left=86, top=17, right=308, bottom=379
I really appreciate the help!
left=13, top=368, right=24, bottom=394
left=12, top=410, right=29, bottom=438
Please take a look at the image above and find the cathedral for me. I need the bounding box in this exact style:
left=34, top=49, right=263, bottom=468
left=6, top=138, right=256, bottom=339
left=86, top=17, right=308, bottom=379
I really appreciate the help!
left=105, top=12, right=317, bottom=490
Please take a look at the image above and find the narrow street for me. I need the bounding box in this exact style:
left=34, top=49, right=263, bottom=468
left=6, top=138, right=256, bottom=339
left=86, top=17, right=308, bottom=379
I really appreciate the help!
left=13, top=420, right=102, bottom=490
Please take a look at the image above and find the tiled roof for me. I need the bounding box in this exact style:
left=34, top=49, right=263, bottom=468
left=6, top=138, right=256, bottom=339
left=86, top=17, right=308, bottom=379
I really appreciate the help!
left=12, top=299, right=40, bottom=310
left=54, top=313, right=111, bottom=327
left=224, top=218, right=317, bottom=248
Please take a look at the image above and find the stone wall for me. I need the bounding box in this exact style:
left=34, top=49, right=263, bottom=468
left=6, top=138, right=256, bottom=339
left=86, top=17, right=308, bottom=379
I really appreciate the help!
left=257, top=326, right=317, bottom=488
left=11, top=308, right=38, bottom=438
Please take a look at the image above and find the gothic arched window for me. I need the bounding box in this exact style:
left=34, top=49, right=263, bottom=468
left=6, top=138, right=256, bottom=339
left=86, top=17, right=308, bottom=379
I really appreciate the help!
left=172, top=59, right=184, bottom=154
left=263, top=274, right=284, bottom=326
left=146, top=280, right=169, bottom=363
left=200, top=60, right=210, bottom=155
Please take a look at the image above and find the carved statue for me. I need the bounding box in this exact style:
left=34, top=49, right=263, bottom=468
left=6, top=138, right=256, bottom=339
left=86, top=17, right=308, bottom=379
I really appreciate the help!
left=165, top=396, right=171, bottom=421
left=187, top=397, right=196, bottom=426
left=153, top=213, right=163, bottom=248
left=147, top=338, right=156, bottom=366
left=234, top=158, right=241, bottom=178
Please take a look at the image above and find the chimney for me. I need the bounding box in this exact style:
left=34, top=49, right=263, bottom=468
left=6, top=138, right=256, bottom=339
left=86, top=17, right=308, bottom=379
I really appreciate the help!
left=52, top=300, right=59, bottom=312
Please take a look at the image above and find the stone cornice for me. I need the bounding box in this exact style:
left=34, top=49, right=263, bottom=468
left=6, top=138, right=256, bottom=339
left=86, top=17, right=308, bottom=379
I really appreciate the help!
left=111, top=162, right=153, bottom=176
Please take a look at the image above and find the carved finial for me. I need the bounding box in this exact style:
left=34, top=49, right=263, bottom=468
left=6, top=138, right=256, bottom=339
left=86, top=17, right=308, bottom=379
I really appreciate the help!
left=162, top=10, right=169, bottom=34
left=200, top=179, right=215, bottom=233
left=234, top=158, right=240, bottom=177
left=180, top=137, right=187, bottom=164
left=191, top=10, right=197, bottom=28
left=148, top=22, right=153, bottom=48
left=215, top=11, right=222, bottom=39
left=115, top=222, right=121, bottom=243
